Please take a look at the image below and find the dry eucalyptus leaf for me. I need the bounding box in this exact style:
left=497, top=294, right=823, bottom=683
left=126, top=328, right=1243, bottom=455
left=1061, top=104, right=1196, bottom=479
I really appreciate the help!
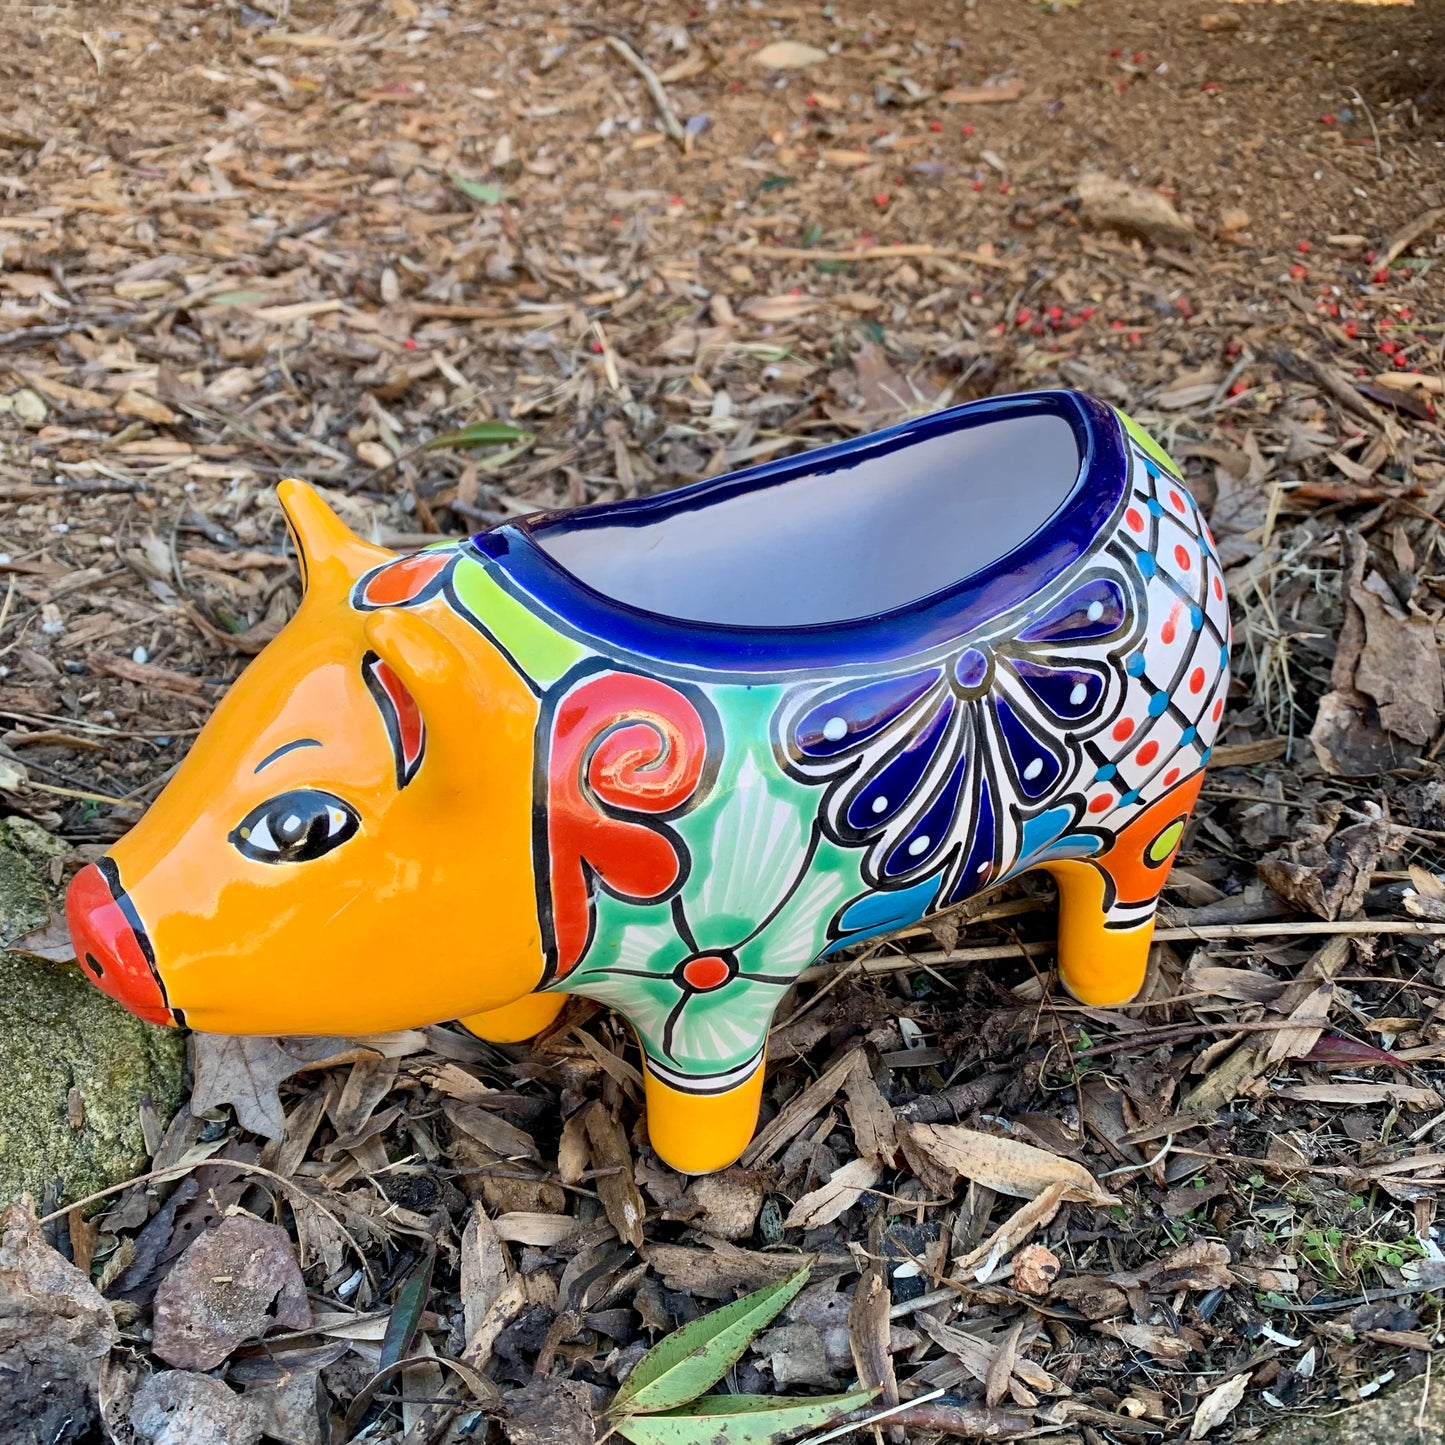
left=751, top=40, right=828, bottom=69
left=1095, top=1319, right=1202, bottom=1360
left=899, top=1121, right=1119, bottom=1206
left=152, top=1216, right=310, bottom=1370
left=1189, top=1373, right=1248, bottom=1438
left=782, top=1157, right=882, bottom=1230
left=1257, top=815, right=1388, bottom=921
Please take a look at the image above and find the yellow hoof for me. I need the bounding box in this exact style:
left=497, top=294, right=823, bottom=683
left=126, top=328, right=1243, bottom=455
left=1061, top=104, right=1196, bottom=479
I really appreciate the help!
left=643, top=1059, right=766, bottom=1175
left=459, top=991, right=567, bottom=1044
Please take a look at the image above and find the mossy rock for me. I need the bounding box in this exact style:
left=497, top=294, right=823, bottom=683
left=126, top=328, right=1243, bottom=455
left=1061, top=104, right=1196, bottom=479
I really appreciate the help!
left=0, top=949, right=187, bottom=1206
left=0, top=818, right=186, bottom=1205
left=1260, top=1373, right=1444, bottom=1443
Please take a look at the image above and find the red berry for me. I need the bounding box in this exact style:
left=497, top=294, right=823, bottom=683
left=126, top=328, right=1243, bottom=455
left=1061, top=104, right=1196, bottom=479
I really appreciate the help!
left=1111, top=318, right=1125, bottom=329
left=1297, top=240, right=1312, bottom=253
left=1364, top=249, right=1376, bottom=262
left=999, top=180, right=1011, bottom=194
left=971, top=178, right=984, bottom=191
left=1132, top=51, right=1144, bottom=63
left=1047, top=305, right=1063, bottom=322
left=1202, top=81, right=1220, bottom=93
left=874, top=191, right=890, bottom=208
left=1379, top=340, right=1397, bottom=355
left=1229, top=380, right=1249, bottom=396
left=1343, top=320, right=1358, bottom=338
left=1110, top=47, right=1122, bottom=57
left=929, top=120, right=943, bottom=132
left=1373, top=268, right=1390, bottom=283
left=1379, top=317, right=1393, bottom=330
left=1289, top=264, right=1308, bottom=279
left=1079, top=305, right=1095, bottom=320
left=1394, top=353, right=1411, bottom=369
left=403, top=337, right=417, bottom=351
left=1015, top=307, right=1032, bottom=326
left=961, top=123, right=975, bottom=136
left=1225, top=338, right=1241, bottom=356
left=1320, top=113, right=1335, bottom=125
left=1399, top=306, right=1412, bottom=319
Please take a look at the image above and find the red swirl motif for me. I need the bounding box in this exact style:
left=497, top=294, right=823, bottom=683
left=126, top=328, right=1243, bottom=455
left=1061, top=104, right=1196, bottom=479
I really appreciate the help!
left=547, top=670, right=710, bottom=979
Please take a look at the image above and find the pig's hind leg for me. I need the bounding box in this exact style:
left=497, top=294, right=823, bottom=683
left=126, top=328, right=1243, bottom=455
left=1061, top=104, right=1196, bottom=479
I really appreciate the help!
left=460, top=991, right=567, bottom=1043
left=1037, top=772, right=1204, bottom=1007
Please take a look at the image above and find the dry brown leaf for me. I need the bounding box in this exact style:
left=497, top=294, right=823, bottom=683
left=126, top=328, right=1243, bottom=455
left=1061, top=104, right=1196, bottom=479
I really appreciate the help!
left=782, top=1158, right=882, bottom=1230
left=190, top=1035, right=346, bottom=1140
left=899, top=1121, right=1119, bottom=1206
left=1188, top=1374, right=1248, bottom=1438
left=1095, top=1318, right=1202, bottom=1360
left=492, top=1213, right=577, bottom=1247
left=116, top=389, right=177, bottom=425
left=1404, top=865, right=1445, bottom=922
left=739, top=293, right=819, bottom=323
left=752, top=41, right=828, bottom=69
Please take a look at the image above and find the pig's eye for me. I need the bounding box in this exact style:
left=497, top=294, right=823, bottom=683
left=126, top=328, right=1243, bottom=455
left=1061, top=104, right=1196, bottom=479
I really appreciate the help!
left=230, top=790, right=358, bottom=864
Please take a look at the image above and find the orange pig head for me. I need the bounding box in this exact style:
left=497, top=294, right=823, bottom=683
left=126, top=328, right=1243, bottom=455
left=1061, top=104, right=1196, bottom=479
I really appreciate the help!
left=66, top=482, right=546, bottom=1036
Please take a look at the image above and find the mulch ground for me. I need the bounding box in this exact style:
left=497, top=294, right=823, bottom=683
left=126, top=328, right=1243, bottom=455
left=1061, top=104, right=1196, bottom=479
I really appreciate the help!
left=3, top=0, right=1445, bottom=1440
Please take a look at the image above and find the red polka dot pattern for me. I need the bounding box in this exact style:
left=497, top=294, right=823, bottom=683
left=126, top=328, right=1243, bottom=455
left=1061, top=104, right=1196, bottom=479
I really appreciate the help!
left=1112, top=718, right=1135, bottom=742
left=1136, top=741, right=1159, bottom=765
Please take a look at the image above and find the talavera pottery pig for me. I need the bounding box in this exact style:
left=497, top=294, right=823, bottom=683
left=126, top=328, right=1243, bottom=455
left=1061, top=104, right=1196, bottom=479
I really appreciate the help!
left=66, top=390, right=1229, bottom=1174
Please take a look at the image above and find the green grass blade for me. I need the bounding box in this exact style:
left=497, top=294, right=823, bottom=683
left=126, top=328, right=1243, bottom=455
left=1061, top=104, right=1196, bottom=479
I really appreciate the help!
left=612, top=1390, right=877, bottom=1445
left=610, top=1265, right=812, bottom=1415
left=423, top=421, right=532, bottom=451
left=449, top=172, right=508, bottom=204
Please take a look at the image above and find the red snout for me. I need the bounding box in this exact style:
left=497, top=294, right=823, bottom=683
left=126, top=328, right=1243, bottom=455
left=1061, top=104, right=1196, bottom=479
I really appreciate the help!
left=65, top=861, right=175, bottom=1027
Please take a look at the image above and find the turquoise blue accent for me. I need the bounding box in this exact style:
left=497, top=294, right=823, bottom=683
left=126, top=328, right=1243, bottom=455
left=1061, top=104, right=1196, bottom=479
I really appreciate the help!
left=1148, top=691, right=1169, bottom=717
left=1180, top=726, right=1196, bottom=745
left=830, top=877, right=940, bottom=945
left=1147, top=498, right=1164, bottom=517
left=1094, top=763, right=1117, bottom=781
left=1013, top=806, right=1076, bottom=869
left=1221, top=644, right=1229, bottom=667
left=1137, top=552, right=1156, bottom=578
left=1120, top=789, right=1140, bottom=806
left=1191, top=606, right=1204, bottom=630
left=1201, top=746, right=1213, bottom=764
left=1126, top=653, right=1146, bottom=677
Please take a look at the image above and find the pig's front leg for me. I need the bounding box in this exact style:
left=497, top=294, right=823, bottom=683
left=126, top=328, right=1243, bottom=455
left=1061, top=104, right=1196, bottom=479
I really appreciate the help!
left=459, top=991, right=567, bottom=1043
left=640, top=1059, right=767, bottom=1176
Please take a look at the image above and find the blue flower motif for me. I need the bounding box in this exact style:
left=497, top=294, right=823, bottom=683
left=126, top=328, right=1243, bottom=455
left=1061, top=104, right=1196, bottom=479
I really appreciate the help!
left=777, top=556, right=1144, bottom=909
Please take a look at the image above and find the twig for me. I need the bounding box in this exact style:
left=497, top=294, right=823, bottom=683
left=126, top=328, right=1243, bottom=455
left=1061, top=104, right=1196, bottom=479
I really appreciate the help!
left=729, top=242, right=1014, bottom=269
left=796, top=919, right=1445, bottom=984
left=604, top=36, right=686, bottom=150
left=37, top=1156, right=376, bottom=1284
left=796, top=1388, right=947, bottom=1445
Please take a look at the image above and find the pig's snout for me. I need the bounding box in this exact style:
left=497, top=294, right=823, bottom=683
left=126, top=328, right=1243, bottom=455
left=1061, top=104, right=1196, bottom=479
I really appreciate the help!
left=66, top=861, right=175, bottom=1027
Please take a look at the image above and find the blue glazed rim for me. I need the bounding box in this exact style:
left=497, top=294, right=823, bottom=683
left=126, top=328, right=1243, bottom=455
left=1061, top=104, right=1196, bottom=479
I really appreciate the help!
left=471, top=389, right=1129, bottom=674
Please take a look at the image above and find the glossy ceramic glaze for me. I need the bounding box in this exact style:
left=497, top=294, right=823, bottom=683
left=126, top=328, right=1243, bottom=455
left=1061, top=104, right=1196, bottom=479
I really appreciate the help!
left=66, top=390, right=1230, bottom=1173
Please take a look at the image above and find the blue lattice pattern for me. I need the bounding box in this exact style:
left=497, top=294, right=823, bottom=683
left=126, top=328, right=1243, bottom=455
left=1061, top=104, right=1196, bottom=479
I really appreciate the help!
left=1078, top=433, right=1230, bottom=835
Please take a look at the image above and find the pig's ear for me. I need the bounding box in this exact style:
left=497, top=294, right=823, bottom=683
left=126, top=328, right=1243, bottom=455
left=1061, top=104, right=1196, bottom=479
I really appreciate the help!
left=363, top=609, right=473, bottom=775
left=278, top=479, right=394, bottom=595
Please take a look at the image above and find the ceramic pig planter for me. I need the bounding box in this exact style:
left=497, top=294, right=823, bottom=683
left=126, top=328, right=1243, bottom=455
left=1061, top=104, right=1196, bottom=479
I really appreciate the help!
left=66, top=391, right=1228, bottom=1174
